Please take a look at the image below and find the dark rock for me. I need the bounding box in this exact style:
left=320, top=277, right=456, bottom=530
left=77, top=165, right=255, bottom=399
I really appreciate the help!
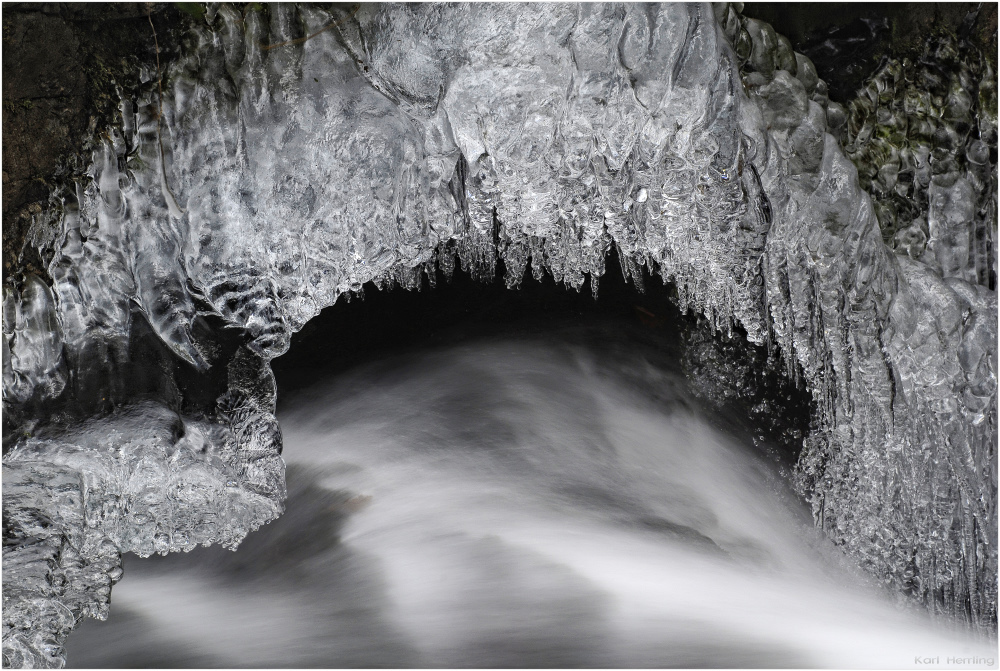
left=742, top=3, right=998, bottom=103
left=2, top=2, right=190, bottom=285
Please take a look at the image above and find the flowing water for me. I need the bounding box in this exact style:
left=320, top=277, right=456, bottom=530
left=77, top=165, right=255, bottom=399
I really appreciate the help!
left=64, top=326, right=995, bottom=668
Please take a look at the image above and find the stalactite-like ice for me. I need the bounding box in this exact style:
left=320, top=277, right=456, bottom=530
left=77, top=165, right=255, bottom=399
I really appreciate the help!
left=3, top=3, right=996, bottom=667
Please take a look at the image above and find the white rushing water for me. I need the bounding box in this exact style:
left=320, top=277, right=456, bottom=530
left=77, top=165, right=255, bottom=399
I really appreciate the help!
left=64, top=332, right=995, bottom=668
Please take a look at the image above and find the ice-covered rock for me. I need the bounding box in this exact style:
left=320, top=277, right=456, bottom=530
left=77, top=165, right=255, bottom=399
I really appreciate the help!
left=2, top=3, right=996, bottom=666
left=841, top=35, right=996, bottom=287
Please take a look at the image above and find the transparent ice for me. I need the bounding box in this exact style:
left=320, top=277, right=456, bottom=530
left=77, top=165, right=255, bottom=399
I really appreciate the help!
left=2, top=3, right=996, bottom=666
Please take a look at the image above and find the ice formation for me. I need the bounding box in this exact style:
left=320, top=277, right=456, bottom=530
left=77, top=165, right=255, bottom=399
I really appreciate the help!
left=2, top=3, right=996, bottom=666
left=841, top=33, right=996, bottom=283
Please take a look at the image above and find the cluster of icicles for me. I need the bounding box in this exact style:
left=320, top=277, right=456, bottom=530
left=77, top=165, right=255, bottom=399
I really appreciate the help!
left=2, top=3, right=996, bottom=667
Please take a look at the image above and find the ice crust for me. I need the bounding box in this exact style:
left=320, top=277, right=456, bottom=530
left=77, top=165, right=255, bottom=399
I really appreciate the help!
left=839, top=37, right=996, bottom=286
left=2, top=3, right=997, bottom=666
left=2, top=396, right=284, bottom=667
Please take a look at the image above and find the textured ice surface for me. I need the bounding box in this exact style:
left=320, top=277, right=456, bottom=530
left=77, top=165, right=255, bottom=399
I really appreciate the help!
left=2, top=398, right=284, bottom=668
left=2, top=3, right=997, bottom=666
left=840, top=36, right=996, bottom=286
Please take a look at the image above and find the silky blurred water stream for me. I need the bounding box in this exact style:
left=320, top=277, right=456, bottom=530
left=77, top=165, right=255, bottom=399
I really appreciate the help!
left=65, top=325, right=995, bottom=668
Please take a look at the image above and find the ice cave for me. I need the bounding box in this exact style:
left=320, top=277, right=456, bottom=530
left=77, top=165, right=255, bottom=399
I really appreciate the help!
left=2, top=2, right=997, bottom=668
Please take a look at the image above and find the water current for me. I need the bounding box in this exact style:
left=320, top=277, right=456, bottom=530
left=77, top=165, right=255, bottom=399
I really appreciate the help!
left=64, top=317, right=995, bottom=668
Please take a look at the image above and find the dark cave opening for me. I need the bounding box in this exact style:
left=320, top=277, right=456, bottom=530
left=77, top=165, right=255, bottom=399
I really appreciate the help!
left=271, top=251, right=814, bottom=471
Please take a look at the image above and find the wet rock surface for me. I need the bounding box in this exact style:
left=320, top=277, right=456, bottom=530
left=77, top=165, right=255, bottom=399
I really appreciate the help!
left=2, top=3, right=187, bottom=284
left=742, top=3, right=997, bottom=104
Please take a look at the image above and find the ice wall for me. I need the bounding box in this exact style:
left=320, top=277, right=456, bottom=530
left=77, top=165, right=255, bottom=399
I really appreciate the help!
left=2, top=3, right=996, bottom=666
